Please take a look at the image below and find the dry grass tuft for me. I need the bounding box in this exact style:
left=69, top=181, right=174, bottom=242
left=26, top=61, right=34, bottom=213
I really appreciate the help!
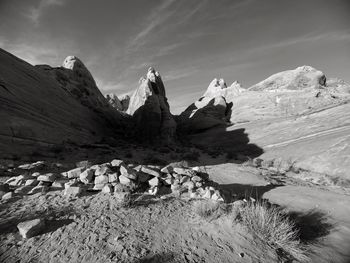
left=193, top=200, right=228, bottom=221
left=239, top=200, right=309, bottom=262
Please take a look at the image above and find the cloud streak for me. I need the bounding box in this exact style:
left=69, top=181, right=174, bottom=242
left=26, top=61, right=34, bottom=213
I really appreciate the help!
left=26, top=0, right=65, bottom=25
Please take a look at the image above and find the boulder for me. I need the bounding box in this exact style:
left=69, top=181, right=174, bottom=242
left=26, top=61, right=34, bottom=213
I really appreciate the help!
left=25, top=179, right=39, bottom=186
left=63, top=167, right=84, bottom=179
left=15, top=185, right=34, bottom=194
left=1, top=192, right=13, bottom=200
left=17, top=219, right=45, bottom=238
left=94, top=175, right=109, bottom=185
left=110, top=159, right=124, bottom=167
left=80, top=168, right=94, bottom=184
left=141, top=166, right=161, bottom=177
left=37, top=173, right=56, bottom=182
left=178, top=78, right=240, bottom=133
left=28, top=185, right=48, bottom=195
left=108, top=173, right=119, bottom=183
left=119, top=175, right=132, bottom=185
left=120, top=164, right=138, bottom=180
left=64, top=185, right=83, bottom=196
left=94, top=163, right=111, bottom=176
left=173, top=167, right=196, bottom=177
left=102, top=184, right=113, bottom=193
left=126, top=67, right=176, bottom=141
left=148, top=177, right=160, bottom=187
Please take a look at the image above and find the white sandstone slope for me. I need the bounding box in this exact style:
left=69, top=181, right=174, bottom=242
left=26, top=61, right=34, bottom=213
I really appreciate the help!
left=249, top=65, right=326, bottom=91
left=0, top=48, right=125, bottom=158
left=186, top=66, right=350, bottom=180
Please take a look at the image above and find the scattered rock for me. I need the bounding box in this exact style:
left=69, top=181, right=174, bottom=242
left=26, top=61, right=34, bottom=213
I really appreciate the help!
left=63, top=167, right=85, bottom=179
left=25, top=179, right=38, bottom=186
left=141, top=166, right=161, bottom=177
left=64, top=185, right=83, bottom=196
left=119, top=175, right=132, bottom=185
left=148, top=177, right=160, bottom=187
left=80, top=168, right=94, bottom=184
left=1, top=192, right=13, bottom=200
left=37, top=173, right=56, bottom=182
left=94, top=163, right=111, bottom=176
left=17, top=219, right=45, bottom=238
left=108, top=173, right=119, bottom=183
left=28, top=185, right=49, bottom=195
left=110, top=159, right=124, bottom=167
left=120, top=164, right=138, bottom=180
left=102, top=184, right=113, bottom=193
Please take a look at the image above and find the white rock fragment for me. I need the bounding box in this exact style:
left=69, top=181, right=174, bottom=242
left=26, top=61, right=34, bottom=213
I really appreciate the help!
left=17, top=219, right=45, bottom=238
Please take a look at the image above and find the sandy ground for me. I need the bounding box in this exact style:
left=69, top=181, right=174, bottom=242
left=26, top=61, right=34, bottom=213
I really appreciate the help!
left=207, top=163, right=350, bottom=263
left=0, top=189, right=278, bottom=263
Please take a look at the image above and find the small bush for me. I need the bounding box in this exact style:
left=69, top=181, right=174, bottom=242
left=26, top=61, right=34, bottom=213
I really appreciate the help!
left=193, top=200, right=228, bottom=221
left=239, top=201, right=309, bottom=262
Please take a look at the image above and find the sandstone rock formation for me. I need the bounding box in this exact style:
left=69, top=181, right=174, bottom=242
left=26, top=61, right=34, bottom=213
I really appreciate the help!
left=105, top=93, right=130, bottom=112
left=126, top=67, right=176, bottom=141
left=0, top=48, right=126, bottom=159
left=177, top=78, right=243, bottom=133
left=249, top=65, right=326, bottom=91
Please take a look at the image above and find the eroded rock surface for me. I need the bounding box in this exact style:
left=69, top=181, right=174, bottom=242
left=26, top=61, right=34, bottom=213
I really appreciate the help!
left=126, top=67, right=176, bottom=141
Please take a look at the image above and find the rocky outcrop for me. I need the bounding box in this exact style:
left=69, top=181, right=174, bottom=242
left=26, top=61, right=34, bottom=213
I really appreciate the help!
left=36, top=56, right=112, bottom=112
left=249, top=65, right=326, bottom=91
left=177, top=78, right=242, bottom=133
left=203, top=78, right=244, bottom=104
left=126, top=67, right=176, bottom=141
left=106, top=93, right=130, bottom=112
left=0, top=48, right=126, bottom=159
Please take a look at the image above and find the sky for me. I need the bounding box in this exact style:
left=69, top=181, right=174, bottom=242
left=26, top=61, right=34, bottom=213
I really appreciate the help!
left=0, top=0, right=349, bottom=114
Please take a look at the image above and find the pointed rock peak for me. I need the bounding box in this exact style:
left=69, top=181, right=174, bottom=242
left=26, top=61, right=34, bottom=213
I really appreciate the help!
left=146, top=67, right=162, bottom=83
left=204, top=77, right=242, bottom=100
left=62, top=56, right=85, bottom=70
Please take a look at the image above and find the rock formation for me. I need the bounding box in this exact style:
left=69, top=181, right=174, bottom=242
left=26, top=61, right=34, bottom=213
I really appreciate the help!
left=106, top=93, right=130, bottom=112
left=126, top=67, right=176, bottom=141
left=177, top=78, right=243, bottom=133
left=0, top=48, right=126, bottom=159
left=248, top=65, right=326, bottom=91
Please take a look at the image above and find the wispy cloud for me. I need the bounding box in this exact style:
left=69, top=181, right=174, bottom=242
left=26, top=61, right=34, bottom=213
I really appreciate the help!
left=25, top=0, right=65, bottom=25
left=127, top=0, right=177, bottom=52
left=253, top=30, right=350, bottom=53
left=0, top=38, right=77, bottom=66
left=163, top=67, right=199, bottom=82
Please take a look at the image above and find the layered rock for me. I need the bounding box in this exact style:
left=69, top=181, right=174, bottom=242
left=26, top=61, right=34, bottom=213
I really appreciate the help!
left=248, top=65, right=326, bottom=91
left=126, top=67, right=176, bottom=141
left=177, top=78, right=242, bottom=133
left=105, top=93, right=130, bottom=112
left=0, top=48, right=126, bottom=159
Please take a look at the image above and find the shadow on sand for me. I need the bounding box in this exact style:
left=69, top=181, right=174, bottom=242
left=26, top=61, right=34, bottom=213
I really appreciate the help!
left=182, top=125, right=264, bottom=166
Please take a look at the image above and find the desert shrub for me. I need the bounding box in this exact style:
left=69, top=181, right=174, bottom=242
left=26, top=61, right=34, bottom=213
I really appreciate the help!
left=193, top=200, right=228, bottom=221
left=239, top=201, right=309, bottom=262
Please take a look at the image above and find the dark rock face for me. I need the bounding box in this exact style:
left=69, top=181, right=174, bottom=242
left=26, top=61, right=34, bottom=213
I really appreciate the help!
left=126, top=67, right=176, bottom=141
left=177, top=78, right=241, bottom=133
left=0, top=48, right=127, bottom=158
left=105, top=93, right=130, bottom=112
